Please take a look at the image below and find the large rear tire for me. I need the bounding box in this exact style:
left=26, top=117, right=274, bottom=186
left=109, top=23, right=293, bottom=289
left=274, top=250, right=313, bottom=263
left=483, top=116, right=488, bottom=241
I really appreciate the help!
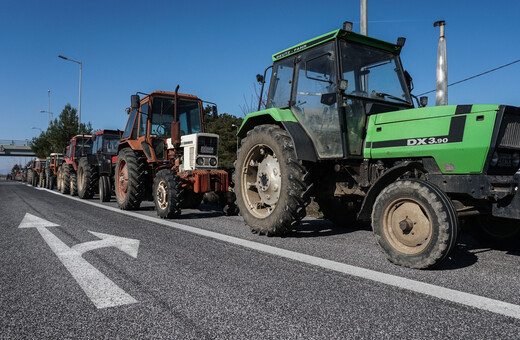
left=315, top=197, right=360, bottom=228
left=372, top=179, right=458, bottom=269
left=182, top=189, right=203, bottom=209
left=99, top=175, right=111, bottom=202
left=78, top=157, right=98, bottom=199
left=153, top=170, right=183, bottom=219
left=61, top=165, right=71, bottom=194
left=469, top=215, right=520, bottom=250
left=70, top=172, right=78, bottom=196
left=49, top=176, right=55, bottom=190
left=235, top=125, right=313, bottom=236
left=115, top=148, right=145, bottom=210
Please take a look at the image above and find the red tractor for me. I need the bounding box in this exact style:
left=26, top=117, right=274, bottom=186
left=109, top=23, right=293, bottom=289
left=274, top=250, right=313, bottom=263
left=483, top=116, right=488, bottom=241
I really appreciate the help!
left=44, top=153, right=64, bottom=190
left=29, top=158, right=46, bottom=187
left=76, top=129, right=121, bottom=201
left=115, top=88, right=236, bottom=218
left=57, top=135, right=93, bottom=195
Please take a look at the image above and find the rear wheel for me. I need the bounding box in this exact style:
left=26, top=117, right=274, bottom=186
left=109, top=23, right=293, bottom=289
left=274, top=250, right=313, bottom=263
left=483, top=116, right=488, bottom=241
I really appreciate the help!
left=372, top=179, right=458, bottom=269
left=49, top=176, right=55, bottom=190
left=153, top=170, right=183, bottom=218
left=182, top=190, right=203, bottom=209
left=78, top=157, right=98, bottom=199
left=115, top=148, right=145, bottom=210
left=469, top=215, right=520, bottom=250
left=99, top=175, right=111, bottom=202
left=315, top=197, right=360, bottom=228
left=61, top=165, right=71, bottom=194
left=57, top=167, right=62, bottom=191
left=70, top=173, right=78, bottom=196
left=235, top=125, right=312, bottom=235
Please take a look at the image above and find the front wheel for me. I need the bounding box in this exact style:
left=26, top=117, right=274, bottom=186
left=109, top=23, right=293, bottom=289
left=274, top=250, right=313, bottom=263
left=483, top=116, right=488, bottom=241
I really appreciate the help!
left=115, top=148, right=145, bottom=210
left=70, top=173, right=78, bottom=196
left=78, top=157, right=98, bottom=199
left=153, top=169, right=183, bottom=219
left=372, top=179, right=458, bottom=269
left=235, top=125, right=312, bottom=236
left=99, top=175, right=111, bottom=202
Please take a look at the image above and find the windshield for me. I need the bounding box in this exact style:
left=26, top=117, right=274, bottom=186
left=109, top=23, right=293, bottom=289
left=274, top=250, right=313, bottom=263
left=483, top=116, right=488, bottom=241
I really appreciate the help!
left=151, top=97, right=202, bottom=138
left=74, top=138, right=93, bottom=157
left=103, top=136, right=120, bottom=155
left=340, top=40, right=411, bottom=105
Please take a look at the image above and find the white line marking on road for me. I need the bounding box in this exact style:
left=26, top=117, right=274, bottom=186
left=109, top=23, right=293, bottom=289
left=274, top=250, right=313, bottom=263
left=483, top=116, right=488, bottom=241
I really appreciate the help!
left=19, top=213, right=138, bottom=309
left=38, top=186, right=520, bottom=319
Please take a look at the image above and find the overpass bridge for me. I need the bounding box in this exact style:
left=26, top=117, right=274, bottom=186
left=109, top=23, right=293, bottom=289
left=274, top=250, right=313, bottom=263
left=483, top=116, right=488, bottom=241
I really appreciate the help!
left=0, top=140, right=35, bottom=157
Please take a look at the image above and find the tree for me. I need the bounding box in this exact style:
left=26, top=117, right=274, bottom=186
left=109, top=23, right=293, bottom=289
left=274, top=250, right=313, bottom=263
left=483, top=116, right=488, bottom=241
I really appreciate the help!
left=31, top=104, right=92, bottom=158
left=11, top=164, right=21, bottom=174
left=203, top=106, right=243, bottom=169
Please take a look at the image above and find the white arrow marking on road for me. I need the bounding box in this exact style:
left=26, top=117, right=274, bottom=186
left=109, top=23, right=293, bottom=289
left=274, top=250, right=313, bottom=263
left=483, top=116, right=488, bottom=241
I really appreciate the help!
left=19, top=213, right=138, bottom=309
left=72, top=231, right=139, bottom=258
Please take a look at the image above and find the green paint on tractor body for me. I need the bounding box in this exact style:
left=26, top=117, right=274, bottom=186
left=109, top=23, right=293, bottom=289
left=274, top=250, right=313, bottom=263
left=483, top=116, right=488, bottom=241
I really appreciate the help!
left=364, top=104, right=500, bottom=174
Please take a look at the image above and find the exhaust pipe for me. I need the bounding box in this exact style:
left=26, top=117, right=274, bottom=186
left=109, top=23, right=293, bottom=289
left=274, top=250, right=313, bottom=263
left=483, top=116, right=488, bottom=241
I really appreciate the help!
left=434, top=20, right=447, bottom=106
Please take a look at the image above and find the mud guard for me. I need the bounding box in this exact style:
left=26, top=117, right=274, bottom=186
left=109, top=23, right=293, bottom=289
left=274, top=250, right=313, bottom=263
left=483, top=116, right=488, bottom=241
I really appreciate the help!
left=357, top=161, right=425, bottom=221
left=281, top=121, right=317, bottom=162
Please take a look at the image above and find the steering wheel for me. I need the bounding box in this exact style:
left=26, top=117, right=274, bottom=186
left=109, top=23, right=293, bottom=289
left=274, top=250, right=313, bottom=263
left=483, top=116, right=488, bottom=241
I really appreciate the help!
left=155, top=123, right=168, bottom=136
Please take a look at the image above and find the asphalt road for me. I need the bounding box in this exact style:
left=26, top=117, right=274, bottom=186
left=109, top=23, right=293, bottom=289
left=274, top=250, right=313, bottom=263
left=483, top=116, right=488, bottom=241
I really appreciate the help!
left=1, top=180, right=520, bottom=339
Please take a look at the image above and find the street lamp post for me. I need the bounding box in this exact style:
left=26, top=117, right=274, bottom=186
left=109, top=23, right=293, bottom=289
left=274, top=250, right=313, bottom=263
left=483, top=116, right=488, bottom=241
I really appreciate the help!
left=40, top=110, right=53, bottom=127
left=58, top=55, right=82, bottom=132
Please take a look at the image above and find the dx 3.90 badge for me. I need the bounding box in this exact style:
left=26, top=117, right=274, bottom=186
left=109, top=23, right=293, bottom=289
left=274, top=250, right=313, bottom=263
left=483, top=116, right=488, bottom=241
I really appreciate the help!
left=407, top=137, right=449, bottom=146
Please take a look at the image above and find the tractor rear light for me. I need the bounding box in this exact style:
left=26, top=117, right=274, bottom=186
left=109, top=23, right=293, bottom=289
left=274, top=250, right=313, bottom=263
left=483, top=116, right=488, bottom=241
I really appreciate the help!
left=209, top=158, right=217, bottom=167
left=491, top=152, right=499, bottom=166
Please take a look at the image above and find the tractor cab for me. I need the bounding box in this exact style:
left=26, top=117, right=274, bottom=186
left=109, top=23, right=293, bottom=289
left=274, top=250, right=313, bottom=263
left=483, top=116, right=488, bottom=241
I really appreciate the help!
left=121, top=89, right=219, bottom=171
left=92, top=130, right=121, bottom=156
left=263, top=27, right=414, bottom=159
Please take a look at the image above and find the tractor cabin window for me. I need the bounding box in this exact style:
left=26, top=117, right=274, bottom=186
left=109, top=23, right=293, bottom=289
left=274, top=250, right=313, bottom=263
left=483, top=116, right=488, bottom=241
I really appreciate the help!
left=267, top=57, right=294, bottom=109
left=151, top=97, right=175, bottom=138
left=291, top=42, right=343, bottom=159
left=139, top=102, right=149, bottom=137
left=123, top=109, right=137, bottom=139
left=177, top=100, right=202, bottom=136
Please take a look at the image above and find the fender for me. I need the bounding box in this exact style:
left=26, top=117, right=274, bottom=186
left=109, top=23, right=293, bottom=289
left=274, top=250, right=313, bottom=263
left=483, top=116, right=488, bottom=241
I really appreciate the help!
left=357, top=161, right=425, bottom=221
left=238, top=108, right=317, bottom=162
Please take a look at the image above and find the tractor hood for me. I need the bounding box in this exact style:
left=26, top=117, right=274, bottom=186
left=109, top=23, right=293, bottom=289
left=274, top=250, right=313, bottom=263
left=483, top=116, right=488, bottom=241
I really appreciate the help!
left=373, top=104, right=501, bottom=125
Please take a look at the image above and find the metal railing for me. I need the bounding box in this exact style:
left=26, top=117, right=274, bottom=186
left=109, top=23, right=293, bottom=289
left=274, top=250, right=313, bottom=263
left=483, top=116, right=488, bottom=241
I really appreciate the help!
left=0, top=140, right=32, bottom=146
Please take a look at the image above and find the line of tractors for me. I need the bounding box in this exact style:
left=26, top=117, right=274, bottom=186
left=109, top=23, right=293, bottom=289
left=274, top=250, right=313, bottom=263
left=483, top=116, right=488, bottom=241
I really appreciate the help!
left=24, top=89, right=236, bottom=218
left=20, top=22, right=520, bottom=269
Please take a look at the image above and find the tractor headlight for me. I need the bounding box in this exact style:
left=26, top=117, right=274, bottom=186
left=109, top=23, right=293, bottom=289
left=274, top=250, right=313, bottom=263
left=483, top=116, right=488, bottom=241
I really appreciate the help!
left=512, top=153, right=520, bottom=168
left=491, top=151, right=499, bottom=166
left=196, top=157, right=204, bottom=166
left=209, top=158, right=217, bottom=167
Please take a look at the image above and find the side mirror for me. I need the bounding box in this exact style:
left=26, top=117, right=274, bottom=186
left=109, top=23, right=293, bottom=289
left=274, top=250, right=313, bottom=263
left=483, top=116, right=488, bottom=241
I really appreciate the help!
left=338, top=79, right=348, bottom=91
left=256, top=74, right=264, bottom=84
left=212, top=105, right=218, bottom=119
left=131, top=95, right=140, bottom=110
left=320, top=93, right=337, bottom=106
left=171, top=121, right=181, bottom=146
left=125, top=107, right=131, bottom=115
left=420, top=96, right=428, bottom=107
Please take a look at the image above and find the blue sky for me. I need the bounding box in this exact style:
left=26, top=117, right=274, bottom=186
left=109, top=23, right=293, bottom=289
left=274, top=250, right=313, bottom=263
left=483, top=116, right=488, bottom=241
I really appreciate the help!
left=2, top=0, right=520, bottom=172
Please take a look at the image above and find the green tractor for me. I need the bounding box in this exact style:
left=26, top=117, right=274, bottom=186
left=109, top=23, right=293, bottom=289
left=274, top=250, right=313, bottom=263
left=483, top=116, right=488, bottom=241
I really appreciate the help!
left=234, top=24, right=520, bottom=269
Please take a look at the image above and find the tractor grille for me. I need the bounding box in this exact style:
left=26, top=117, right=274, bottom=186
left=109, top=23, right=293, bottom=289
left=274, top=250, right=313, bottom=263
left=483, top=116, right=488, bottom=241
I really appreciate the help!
left=198, top=136, right=218, bottom=155
left=497, top=107, right=520, bottom=149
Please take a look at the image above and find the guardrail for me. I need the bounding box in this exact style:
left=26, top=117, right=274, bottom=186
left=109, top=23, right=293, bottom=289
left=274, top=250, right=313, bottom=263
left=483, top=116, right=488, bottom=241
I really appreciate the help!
left=0, top=139, right=32, bottom=146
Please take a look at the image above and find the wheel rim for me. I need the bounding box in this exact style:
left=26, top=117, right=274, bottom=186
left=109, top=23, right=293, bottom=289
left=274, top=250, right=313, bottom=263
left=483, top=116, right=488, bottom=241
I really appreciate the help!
left=382, top=198, right=433, bottom=254
left=240, top=144, right=281, bottom=218
left=156, top=180, right=168, bottom=209
left=116, top=160, right=129, bottom=198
